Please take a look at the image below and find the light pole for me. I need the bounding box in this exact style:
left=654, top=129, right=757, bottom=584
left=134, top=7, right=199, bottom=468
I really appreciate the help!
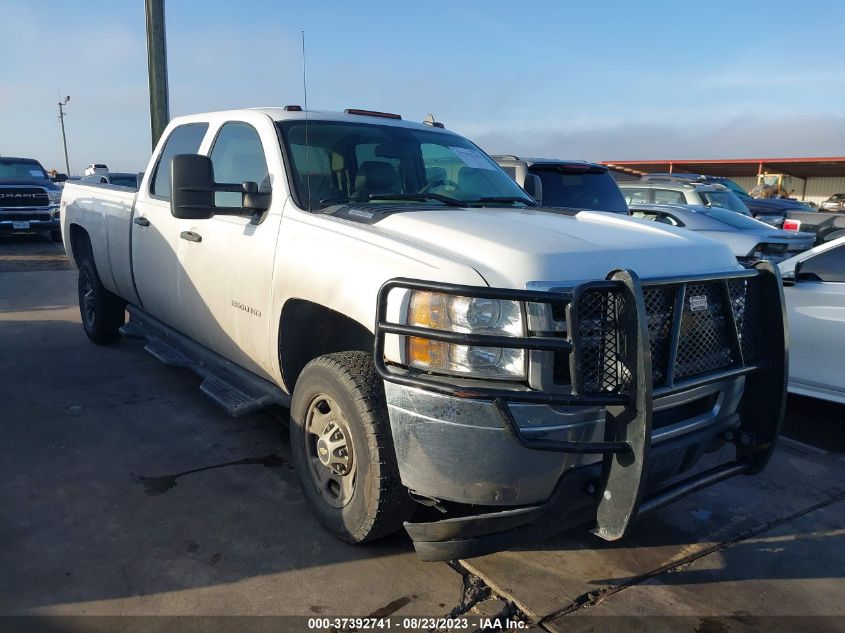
left=145, top=0, right=170, bottom=148
left=58, top=95, right=71, bottom=175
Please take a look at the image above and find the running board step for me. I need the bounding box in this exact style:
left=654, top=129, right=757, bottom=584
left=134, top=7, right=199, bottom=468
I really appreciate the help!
left=123, top=306, right=290, bottom=417
left=145, top=339, right=191, bottom=368
left=200, top=375, right=280, bottom=417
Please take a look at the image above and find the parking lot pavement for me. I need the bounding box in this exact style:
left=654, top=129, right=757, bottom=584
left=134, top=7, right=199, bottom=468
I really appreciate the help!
left=1, top=241, right=844, bottom=627
left=0, top=234, right=71, bottom=273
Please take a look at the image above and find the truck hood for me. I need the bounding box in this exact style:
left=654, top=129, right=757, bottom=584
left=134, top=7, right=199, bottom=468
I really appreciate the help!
left=0, top=177, right=60, bottom=191
left=374, top=207, right=741, bottom=288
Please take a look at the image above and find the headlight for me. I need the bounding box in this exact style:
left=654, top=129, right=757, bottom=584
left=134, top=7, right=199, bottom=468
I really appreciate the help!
left=47, top=190, right=62, bottom=205
left=405, top=291, right=526, bottom=379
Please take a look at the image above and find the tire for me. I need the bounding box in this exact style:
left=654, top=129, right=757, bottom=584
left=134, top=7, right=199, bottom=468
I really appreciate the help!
left=50, top=230, right=63, bottom=243
left=78, top=258, right=125, bottom=344
left=290, top=351, right=414, bottom=543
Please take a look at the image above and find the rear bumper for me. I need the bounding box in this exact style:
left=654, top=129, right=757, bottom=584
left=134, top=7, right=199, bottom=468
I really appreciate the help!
left=376, top=263, right=787, bottom=560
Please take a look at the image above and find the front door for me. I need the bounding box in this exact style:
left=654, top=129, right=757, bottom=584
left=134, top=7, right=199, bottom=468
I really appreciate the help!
left=132, top=122, right=209, bottom=330
left=175, top=118, right=285, bottom=380
left=786, top=242, right=845, bottom=398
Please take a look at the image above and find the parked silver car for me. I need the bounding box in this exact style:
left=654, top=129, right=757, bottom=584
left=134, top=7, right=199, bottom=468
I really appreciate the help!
left=620, top=181, right=752, bottom=216
left=629, top=203, right=814, bottom=263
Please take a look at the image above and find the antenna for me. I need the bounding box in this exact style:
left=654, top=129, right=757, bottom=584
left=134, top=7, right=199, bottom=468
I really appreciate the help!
left=301, top=30, right=312, bottom=210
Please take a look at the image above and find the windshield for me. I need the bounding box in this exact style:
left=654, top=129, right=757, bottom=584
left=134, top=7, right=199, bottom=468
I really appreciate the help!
left=719, top=179, right=749, bottom=197
left=531, top=166, right=628, bottom=213
left=0, top=160, right=48, bottom=180
left=276, top=120, right=534, bottom=210
left=702, top=206, right=768, bottom=229
left=699, top=190, right=750, bottom=214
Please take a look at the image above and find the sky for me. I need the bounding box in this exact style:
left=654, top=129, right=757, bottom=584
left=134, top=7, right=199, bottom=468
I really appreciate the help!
left=1, top=0, right=844, bottom=175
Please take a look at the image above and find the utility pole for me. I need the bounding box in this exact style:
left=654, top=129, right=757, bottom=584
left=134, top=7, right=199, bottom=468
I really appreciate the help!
left=58, top=96, right=71, bottom=175
left=145, top=0, right=170, bottom=149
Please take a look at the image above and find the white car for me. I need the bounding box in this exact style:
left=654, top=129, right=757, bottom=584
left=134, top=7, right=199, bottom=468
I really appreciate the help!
left=779, top=236, right=845, bottom=404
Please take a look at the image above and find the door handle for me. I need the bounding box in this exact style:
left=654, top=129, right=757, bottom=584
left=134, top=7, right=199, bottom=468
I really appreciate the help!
left=133, top=216, right=150, bottom=227
left=180, top=231, right=202, bottom=243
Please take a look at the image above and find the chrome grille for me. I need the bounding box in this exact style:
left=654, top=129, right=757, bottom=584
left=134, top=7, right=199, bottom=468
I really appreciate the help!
left=0, top=187, right=50, bottom=208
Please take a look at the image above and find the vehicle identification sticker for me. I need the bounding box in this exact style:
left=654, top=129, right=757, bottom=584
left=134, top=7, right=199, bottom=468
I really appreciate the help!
left=689, top=295, right=708, bottom=312
left=12, top=221, right=30, bottom=230
left=30, top=170, right=44, bottom=177
left=449, top=147, right=496, bottom=170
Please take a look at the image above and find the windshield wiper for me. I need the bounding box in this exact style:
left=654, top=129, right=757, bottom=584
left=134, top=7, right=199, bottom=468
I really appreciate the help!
left=469, top=196, right=536, bottom=206
left=367, top=193, right=464, bottom=207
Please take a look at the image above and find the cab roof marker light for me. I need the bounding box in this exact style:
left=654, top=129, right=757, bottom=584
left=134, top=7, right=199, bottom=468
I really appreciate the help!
left=344, top=109, right=402, bottom=120
left=284, top=105, right=303, bottom=111
left=423, top=113, right=445, bottom=128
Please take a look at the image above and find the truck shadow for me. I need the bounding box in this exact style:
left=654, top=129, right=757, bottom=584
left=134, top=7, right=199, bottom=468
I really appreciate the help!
left=3, top=270, right=844, bottom=615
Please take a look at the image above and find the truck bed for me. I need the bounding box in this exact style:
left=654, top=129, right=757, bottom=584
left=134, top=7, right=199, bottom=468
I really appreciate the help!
left=61, top=181, right=140, bottom=304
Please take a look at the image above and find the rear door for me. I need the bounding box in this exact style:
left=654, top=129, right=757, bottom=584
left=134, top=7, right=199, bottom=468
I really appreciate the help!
left=785, top=242, right=845, bottom=400
left=131, top=122, right=208, bottom=328
left=175, top=114, right=286, bottom=380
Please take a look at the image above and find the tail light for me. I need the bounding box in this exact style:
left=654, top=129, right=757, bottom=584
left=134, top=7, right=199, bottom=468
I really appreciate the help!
left=783, top=219, right=801, bottom=231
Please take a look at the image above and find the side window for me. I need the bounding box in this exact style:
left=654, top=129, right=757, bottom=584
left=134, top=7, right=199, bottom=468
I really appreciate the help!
left=630, top=210, right=681, bottom=226
left=622, top=188, right=650, bottom=204
left=652, top=189, right=685, bottom=205
left=150, top=123, right=209, bottom=199
left=209, top=122, right=270, bottom=207
left=799, top=244, right=845, bottom=283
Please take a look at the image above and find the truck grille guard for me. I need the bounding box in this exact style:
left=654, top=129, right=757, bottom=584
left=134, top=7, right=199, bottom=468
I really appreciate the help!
left=375, top=261, right=787, bottom=541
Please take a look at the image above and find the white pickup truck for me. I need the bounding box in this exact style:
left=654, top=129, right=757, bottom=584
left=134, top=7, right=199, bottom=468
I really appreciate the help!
left=61, top=107, right=787, bottom=560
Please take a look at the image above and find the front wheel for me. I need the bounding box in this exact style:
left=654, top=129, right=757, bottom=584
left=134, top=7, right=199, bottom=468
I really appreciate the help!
left=290, top=351, right=414, bottom=543
left=78, top=258, right=125, bottom=344
left=50, top=230, right=63, bottom=243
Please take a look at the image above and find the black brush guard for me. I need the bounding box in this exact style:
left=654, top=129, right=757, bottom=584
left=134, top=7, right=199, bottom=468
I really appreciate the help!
left=374, top=262, right=787, bottom=542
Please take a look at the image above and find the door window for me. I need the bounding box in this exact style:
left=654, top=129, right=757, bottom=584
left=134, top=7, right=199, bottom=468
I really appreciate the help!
left=621, top=188, right=650, bottom=204
left=209, top=122, right=269, bottom=207
left=150, top=123, right=209, bottom=199
left=799, top=244, right=845, bottom=283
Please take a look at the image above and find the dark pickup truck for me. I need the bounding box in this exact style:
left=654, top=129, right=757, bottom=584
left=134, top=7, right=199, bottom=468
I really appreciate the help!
left=0, top=157, right=64, bottom=242
left=782, top=210, right=845, bottom=245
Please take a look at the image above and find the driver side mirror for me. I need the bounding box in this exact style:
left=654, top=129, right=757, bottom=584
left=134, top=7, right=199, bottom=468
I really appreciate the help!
left=522, top=174, right=543, bottom=206
left=170, top=154, right=271, bottom=219
left=782, top=261, right=802, bottom=287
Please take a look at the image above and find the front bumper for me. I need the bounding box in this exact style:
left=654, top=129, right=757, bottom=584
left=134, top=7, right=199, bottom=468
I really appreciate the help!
left=0, top=208, right=60, bottom=234
left=375, top=263, right=787, bottom=560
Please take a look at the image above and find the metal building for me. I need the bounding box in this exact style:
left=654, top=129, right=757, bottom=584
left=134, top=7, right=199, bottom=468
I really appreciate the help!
left=603, top=157, right=845, bottom=206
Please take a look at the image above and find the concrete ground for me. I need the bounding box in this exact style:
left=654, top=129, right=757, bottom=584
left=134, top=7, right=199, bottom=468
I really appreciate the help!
left=1, top=236, right=844, bottom=631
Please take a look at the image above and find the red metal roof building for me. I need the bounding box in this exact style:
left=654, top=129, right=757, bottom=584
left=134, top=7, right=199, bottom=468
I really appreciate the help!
left=601, top=157, right=845, bottom=204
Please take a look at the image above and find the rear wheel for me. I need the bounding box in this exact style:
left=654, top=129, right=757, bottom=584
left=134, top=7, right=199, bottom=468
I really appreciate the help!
left=290, top=351, right=414, bottom=543
left=78, top=258, right=125, bottom=344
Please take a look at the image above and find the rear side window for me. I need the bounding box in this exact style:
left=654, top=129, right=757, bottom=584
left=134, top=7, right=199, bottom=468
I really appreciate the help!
left=652, top=189, right=686, bottom=205
left=621, top=187, right=650, bottom=205
left=150, top=123, right=209, bottom=199
left=209, top=122, right=269, bottom=207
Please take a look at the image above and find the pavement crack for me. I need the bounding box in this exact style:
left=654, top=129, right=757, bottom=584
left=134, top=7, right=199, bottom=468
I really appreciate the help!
left=131, top=453, right=286, bottom=495
left=538, top=488, right=845, bottom=626
left=446, top=560, right=531, bottom=630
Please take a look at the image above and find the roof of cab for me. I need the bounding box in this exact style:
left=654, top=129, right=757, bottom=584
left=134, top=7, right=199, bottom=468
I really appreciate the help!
left=171, top=106, right=457, bottom=136
left=491, top=155, right=607, bottom=170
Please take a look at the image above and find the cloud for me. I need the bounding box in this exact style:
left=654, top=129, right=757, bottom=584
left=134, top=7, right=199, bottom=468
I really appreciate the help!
left=467, top=114, right=845, bottom=162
